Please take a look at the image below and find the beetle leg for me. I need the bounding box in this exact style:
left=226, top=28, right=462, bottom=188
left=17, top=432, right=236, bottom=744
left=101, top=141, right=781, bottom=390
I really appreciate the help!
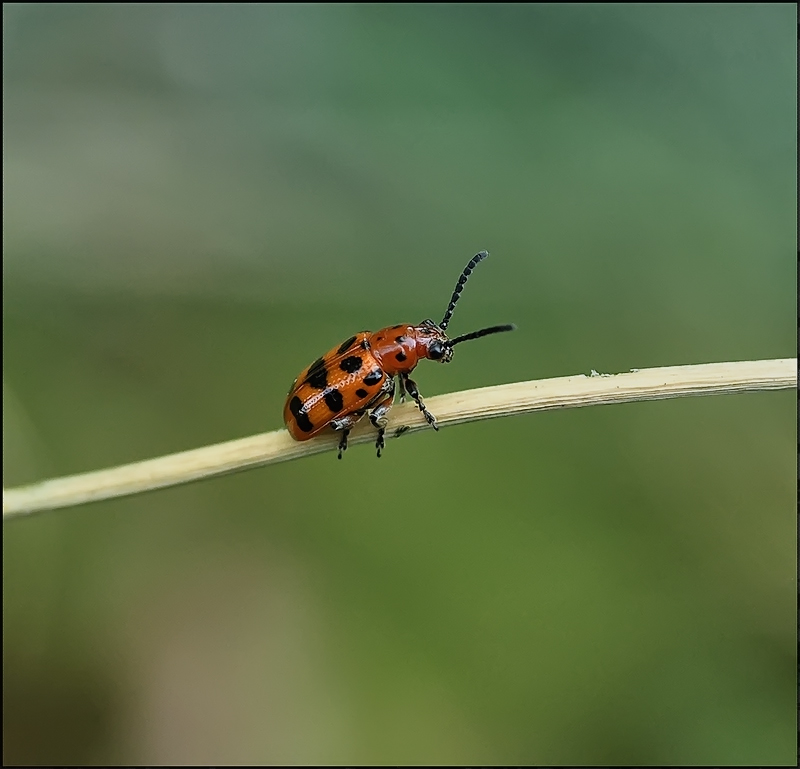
left=369, top=399, right=391, bottom=457
left=397, top=376, right=407, bottom=403
left=369, top=378, right=396, bottom=457
left=337, top=430, right=350, bottom=459
left=330, top=411, right=365, bottom=459
left=402, top=374, right=438, bottom=431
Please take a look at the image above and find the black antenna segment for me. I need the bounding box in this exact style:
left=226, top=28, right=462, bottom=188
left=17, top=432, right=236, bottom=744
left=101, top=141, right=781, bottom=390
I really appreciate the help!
left=440, top=250, right=490, bottom=331
left=447, top=324, right=516, bottom=347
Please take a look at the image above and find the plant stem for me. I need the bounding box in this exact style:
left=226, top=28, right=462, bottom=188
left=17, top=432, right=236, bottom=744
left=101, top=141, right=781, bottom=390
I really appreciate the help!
left=3, top=358, right=796, bottom=519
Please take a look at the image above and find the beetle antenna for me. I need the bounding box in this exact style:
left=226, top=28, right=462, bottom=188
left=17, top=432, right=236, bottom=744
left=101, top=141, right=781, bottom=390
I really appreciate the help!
left=447, top=324, right=516, bottom=347
left=440, top=250, right=490, bottom=331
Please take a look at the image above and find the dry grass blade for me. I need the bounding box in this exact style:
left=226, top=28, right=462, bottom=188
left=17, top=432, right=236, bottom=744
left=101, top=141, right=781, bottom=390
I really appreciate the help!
left=3, top=358, right=796, bottom=519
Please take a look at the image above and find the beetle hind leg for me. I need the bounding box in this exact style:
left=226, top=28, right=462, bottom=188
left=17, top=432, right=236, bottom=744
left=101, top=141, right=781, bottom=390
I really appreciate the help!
left=330, top=411, right=365, bottom=459
left=336, top=429, right=350, bottom=460
left=369, top=378, right=396, bottom=457
left=369, top=406, right=390, bottom=457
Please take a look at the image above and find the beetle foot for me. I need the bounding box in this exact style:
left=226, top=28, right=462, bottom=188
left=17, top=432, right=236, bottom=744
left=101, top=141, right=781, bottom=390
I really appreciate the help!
left=337, top=429, right=350, bottom=460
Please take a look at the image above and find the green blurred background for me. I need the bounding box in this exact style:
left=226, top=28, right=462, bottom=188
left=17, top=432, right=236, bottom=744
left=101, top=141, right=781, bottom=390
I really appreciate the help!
left=3, top=4, right=796, bottom=765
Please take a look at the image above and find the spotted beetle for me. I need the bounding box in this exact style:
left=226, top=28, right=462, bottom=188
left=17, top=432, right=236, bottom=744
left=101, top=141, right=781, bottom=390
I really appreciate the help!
left=283, top=250, right=515, bottom=458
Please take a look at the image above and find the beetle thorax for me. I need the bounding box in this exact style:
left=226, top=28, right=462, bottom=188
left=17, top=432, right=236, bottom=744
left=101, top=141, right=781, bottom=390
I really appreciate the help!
left=368, top=324, right=420, bottom=376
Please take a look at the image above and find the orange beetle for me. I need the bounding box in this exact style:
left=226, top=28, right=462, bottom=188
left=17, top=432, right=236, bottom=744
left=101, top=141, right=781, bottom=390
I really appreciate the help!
left=284, top=251, right=515, bottom=458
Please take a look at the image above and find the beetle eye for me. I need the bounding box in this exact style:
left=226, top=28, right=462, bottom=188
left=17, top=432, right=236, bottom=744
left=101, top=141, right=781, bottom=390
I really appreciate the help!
left=429, top=341, right=445, bottom=360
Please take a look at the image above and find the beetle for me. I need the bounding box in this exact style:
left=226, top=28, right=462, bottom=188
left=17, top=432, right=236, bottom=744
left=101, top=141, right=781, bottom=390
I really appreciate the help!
left=283, top=250, right=515, bottom=458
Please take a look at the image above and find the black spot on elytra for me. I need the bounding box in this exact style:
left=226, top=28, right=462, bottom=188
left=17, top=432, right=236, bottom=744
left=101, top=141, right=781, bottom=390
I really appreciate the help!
left=394, top=335, right=407, bottom=344
left=289, top=395, right=314, bottom=433
left=324, top=389, right=344, bottom=413
left=363, top=369, right=383, bottom=386
left=395, top=351, right=407, bottom=362
left=391, top=325, right=403, bottom=330
left=337, top=335, right=357, bottom=355
left=339, top=355, right=363, bottom=373
left=355, top=388, right=369, bottom=398
left=305, top=358, right=328, bottom=389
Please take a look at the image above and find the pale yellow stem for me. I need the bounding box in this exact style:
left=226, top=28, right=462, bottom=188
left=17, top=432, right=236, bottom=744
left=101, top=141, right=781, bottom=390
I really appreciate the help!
left=3, top=359, right=796, bottom=519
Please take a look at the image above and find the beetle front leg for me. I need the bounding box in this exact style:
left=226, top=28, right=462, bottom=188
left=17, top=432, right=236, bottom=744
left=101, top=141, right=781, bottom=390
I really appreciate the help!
left=401, top=374, right=438, bottom=431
